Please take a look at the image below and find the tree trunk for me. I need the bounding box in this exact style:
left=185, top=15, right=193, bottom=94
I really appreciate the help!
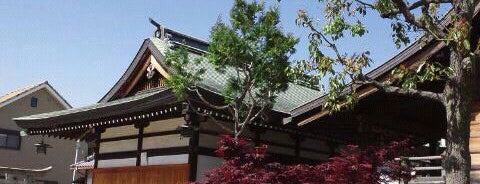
left=443, top=1, right=476, bottom=183
left=443, top=50, right=474, bottom=184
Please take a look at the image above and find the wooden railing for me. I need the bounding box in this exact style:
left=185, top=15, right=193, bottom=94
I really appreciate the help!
left=395, top=155, right=445, bottom=184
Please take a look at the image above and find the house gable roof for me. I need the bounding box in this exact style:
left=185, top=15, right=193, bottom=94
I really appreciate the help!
left=0, top=81, right=71, bottom=109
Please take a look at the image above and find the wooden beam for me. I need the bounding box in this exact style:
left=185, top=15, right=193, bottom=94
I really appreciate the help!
left=121, top=54, right=153, bottom=98
left=93, top=128, right=105, bottom=169
left=136, top=125, right=144, bottom=166
left=150, top=54, right=171, bottom=80
left=298, top=87, right=378, bottom=126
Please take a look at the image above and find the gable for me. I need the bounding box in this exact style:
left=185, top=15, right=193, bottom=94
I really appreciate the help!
left=0, top=88, right=68, bottom=130
left=113, top=53, right=170, bottom=99
left=0, top=82, right=71, bottom=110
left=99, top=39, right=172, bottom=102
left=126, top=56, right=169, bottom=96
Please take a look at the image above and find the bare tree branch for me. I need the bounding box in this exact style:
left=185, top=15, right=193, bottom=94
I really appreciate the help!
left=357, top=75, right=444, bottom=102
left=381, top=0, right=452, bottom=18
left=387, top=0, right=449, bottom=39
left=189, top=87, right=230, bottom=110
left=354, top=0, right=375, bottom=9
left=236, top=104, right=267, bottom=137
left=301, top=17, right=346, bottom=64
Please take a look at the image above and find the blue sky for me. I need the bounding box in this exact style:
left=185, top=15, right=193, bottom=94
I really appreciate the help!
left=0, top=1, right=408, bottom=107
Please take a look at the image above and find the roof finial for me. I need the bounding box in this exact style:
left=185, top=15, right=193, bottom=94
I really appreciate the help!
left=149, top=18, right=165, bottom=39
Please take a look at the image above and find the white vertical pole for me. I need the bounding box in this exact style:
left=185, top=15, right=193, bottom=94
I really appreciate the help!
left=72, top=139, right=80, bottom=182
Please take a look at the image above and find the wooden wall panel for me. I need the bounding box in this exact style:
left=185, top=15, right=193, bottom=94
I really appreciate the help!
left=93, top=164, right=189, bottom=184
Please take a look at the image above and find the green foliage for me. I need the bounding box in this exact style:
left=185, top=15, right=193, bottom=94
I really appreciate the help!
left=287, top=62, right=322, bottom=90
left=391, top=62, right=453, bottom=89
left=207, top=0, right=298, bottom=108
left=165, top=0, right=298, bottom=136
left=164, top=46, right=206, bottom=100
left=290, top=0, right=471, bottom=112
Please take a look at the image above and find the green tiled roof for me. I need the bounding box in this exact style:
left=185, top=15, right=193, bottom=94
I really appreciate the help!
left=150, top=37, right=323, bottom=114
left=15, top=31, right=323, bottom=130
left=15, top=88, right=174, bottom=128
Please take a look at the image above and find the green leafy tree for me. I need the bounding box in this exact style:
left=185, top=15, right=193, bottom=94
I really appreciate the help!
left=165, top=0, right=298, bottom=138
left=289, top=0, right=479, bottom=183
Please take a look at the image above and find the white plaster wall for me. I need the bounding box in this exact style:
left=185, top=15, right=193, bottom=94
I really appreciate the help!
left=262, top=130, right=294, bottom=146
left=199, top=134, right=218, bottom=149
left=145, top=118, right=185, bottom=133
left=101, top=125, right=137, bottom=139
left=199, top=119, right=233, bottom=134
left=142, top=135, right=188, bottom=150
left=147, top=154, right=189, bottom=165
left=196, top=155, right=223, bottom=181
left=97, top=158, right=136, bottom=168
left=99, top=139, right=138, bottom=153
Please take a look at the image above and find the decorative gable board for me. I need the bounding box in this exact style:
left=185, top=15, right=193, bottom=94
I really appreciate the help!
left=100, top=39, right=171, bottom=103
left=127, top=61, right=167, bottom=96
left=112, top=50, right=170, bottom=100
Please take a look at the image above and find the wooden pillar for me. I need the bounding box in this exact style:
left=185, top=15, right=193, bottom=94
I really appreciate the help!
left=429, top=140, right=439, bottom=156
left=290, top=134, right=305, bottom=161
left=135, top=122, right=149, bottom=166
left=93, top=127, right=105, bottom=169
left=186, top=111, right=200, bottom=182
left=327, top=141, right=338, bottom=157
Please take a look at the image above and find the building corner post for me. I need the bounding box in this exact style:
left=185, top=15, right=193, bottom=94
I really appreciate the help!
left=185, top=106, right=200, bottom=182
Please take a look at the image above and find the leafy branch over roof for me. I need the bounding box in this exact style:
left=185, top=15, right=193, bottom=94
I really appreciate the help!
left=164, top=0, right=300, bottom=137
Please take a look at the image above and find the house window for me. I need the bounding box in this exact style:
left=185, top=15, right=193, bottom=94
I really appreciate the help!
left=0, top=129, right=21, bottom=150
left=30, top=97, right=38, bottom=107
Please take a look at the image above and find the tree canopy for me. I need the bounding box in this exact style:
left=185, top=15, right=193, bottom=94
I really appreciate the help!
left=165, top=0, right=298, bottom=137
left=290, top=0, right=479, bottom=183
